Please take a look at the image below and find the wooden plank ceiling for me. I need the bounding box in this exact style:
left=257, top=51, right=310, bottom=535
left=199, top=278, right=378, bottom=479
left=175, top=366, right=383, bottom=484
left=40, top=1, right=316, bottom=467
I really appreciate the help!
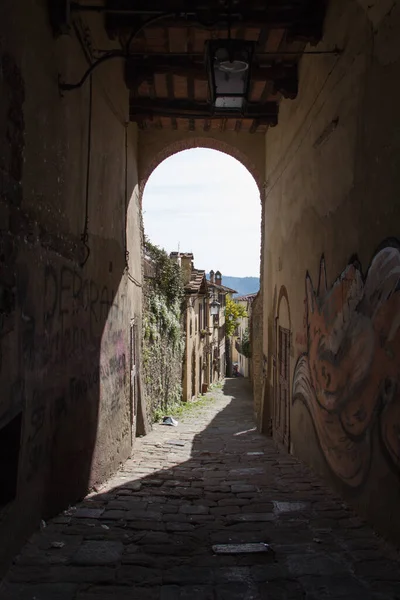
left=103, top=0, right=327, bottom=133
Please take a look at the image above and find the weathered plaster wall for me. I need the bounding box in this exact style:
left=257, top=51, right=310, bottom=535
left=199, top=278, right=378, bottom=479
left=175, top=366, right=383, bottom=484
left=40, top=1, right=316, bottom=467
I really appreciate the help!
left=0, top=0, right=142, bottom=569
left=262, top=0, right=400, bottom=542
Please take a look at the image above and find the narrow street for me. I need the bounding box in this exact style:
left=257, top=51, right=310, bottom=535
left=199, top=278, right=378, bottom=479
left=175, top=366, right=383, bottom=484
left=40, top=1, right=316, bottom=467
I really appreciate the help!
left=1, top=379, right=400, bottom=600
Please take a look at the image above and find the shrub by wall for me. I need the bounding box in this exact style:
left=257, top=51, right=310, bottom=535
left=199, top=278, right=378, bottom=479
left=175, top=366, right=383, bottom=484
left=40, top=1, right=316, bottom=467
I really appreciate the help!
left=142, top=241, right=185, bottom=422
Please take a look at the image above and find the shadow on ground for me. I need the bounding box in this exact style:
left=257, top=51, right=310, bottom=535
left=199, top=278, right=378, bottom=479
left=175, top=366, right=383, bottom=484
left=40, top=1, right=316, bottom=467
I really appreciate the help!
left=1, top=379, right=400, bottom=600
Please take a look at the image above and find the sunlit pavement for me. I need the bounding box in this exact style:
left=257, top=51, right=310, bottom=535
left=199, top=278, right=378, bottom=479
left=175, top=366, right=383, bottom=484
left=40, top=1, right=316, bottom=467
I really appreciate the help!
left=1, top=378, right=400, bottom=599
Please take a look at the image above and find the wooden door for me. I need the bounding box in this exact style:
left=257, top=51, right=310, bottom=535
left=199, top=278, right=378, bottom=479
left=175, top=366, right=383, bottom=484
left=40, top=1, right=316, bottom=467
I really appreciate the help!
left=276, top=326, right=290, bottom=448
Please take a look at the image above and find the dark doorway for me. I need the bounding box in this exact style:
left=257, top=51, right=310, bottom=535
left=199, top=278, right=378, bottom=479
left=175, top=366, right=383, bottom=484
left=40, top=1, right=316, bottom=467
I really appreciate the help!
left=0, top=412, right=22, bottom=508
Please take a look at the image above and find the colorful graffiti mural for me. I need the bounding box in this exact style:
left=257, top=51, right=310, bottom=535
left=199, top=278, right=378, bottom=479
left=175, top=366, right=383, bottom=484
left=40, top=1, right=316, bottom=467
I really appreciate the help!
left=293, top=244, right=400, bottom=487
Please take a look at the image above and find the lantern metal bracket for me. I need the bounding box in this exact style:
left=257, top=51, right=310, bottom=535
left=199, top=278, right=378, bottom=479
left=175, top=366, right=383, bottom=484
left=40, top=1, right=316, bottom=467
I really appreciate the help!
left=58, top=12, right=176, bottom=92
left=59, top=51, right=126, bottom=92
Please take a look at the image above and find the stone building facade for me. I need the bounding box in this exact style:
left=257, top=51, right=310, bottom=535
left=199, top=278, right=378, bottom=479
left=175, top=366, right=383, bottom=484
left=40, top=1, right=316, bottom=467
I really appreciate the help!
left=176, top=257, right=234, bottom=401
left=207, top=271, right=236, bottom=386
left=175, top=253, right=208, bottom=402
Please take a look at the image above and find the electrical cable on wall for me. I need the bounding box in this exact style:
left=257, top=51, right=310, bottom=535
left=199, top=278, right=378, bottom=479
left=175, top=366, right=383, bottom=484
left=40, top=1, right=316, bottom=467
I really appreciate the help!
left=80, top=73, right=92, bottom=267
left=59, top=13, right=175, bottom=92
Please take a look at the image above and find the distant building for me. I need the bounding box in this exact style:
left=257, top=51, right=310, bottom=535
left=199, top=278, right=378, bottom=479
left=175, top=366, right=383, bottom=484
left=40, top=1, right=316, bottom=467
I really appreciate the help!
left=231, top=293, right=257, bottom=377
left=170, top=255, right=236, bottom=400
left=207, top=270, right=237, bottom=386
left=171, top=252, right=207, bottom=401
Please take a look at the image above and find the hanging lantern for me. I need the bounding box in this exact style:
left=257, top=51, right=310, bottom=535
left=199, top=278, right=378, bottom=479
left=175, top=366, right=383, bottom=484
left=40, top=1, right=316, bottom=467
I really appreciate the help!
left=206, top=39, right=255, bottom=112
left=210, top=298, right=221, bottom=316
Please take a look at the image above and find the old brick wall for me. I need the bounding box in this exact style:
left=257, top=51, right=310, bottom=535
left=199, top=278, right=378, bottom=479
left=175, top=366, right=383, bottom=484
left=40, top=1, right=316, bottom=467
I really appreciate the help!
left=0, top=0, right=143, bottom=570
left=262, top=0, right=400, bottom=543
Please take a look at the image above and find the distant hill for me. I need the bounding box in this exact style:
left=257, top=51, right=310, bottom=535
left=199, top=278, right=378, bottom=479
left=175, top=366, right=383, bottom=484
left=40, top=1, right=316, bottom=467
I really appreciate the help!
left=208, top=274, right=260, bottom=297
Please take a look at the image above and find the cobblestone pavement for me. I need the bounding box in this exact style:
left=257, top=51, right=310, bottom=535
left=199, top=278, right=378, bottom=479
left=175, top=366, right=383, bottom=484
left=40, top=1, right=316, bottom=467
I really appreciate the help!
left=2, top=378, right=400, bottom=599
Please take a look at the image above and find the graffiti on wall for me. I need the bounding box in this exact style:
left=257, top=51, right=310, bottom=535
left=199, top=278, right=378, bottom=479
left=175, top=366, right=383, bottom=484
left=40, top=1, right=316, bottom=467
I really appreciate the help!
left=293, top=243, right=400, bottom=487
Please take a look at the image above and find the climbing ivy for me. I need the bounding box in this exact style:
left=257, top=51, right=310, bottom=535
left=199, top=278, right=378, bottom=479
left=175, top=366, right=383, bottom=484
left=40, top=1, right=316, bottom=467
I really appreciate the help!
left=143, top=239, right=185, bottom=422
left=144, top=239, right=184, bottom=305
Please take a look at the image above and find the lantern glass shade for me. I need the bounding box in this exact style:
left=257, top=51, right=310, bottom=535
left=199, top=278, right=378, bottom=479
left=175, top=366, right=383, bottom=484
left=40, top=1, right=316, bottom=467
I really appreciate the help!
left=210, top=300, right=221, bottom=316
left=207, top=40, right=254, bottom=112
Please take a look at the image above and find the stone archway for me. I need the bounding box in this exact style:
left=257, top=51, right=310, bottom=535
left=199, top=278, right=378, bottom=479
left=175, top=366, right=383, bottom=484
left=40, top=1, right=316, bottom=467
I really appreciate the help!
left=137, top=130, right=265, bottom=205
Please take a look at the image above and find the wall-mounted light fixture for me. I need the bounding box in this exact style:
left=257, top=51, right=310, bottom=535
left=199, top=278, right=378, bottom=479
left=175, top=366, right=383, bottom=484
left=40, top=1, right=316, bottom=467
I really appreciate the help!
left=206, top=39, right=254, bottom=113
left=210, top=296, right=221, bottom=316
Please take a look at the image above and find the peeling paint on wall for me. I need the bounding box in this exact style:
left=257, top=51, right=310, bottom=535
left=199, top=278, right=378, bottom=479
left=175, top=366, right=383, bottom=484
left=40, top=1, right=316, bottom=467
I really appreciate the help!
left=293, top=243, right=400, bottom=487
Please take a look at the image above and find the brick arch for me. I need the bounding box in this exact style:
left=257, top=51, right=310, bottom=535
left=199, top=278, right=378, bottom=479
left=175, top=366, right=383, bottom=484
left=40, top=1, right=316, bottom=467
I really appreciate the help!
left=138, top=137, right=263, bottom=205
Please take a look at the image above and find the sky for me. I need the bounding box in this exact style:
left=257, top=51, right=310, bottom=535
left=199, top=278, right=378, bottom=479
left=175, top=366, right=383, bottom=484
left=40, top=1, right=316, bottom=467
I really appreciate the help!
left=142, top=148, right=261, bottom=278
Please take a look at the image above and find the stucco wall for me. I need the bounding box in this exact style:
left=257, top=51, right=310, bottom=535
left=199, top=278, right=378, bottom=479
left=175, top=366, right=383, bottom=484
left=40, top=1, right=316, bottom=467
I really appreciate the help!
left=0, top=0, right=142, bottom=569
left=262, top=0, right=400, bottom=542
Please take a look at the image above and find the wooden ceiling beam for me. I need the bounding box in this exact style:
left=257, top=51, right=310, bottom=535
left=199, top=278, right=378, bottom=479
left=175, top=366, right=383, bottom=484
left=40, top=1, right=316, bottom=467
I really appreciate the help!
left=105, top=1, right=307, bottom=9
left=107, top=16, right=323, bottom=38
left=129, top=97, right=279, bottom=125
left=105, top=1, right=326, bottom=42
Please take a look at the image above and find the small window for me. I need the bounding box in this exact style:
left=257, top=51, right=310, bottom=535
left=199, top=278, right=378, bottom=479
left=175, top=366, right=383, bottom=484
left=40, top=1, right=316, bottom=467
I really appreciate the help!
left=0, top=412, right=22, bottom=508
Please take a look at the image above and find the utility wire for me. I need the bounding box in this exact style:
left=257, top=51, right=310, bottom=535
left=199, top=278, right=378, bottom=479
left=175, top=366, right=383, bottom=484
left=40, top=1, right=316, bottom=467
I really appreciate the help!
left=80, top=74, right=92, bottom=267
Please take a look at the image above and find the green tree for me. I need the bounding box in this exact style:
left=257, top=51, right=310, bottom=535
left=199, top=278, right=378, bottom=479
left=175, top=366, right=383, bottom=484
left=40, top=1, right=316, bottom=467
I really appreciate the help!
left=225, top=296, right=247, bottom=337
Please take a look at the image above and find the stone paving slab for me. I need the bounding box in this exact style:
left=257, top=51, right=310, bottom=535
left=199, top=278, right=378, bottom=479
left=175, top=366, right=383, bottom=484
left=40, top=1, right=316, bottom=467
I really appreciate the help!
left=1, top=378, right=400, bottom=599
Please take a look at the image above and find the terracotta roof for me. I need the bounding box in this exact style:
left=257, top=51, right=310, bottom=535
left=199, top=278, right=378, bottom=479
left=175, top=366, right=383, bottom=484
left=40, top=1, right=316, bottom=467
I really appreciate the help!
left=235, top=293, right=258, bottom=302
left=185, top=268, right=207, bottom=294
